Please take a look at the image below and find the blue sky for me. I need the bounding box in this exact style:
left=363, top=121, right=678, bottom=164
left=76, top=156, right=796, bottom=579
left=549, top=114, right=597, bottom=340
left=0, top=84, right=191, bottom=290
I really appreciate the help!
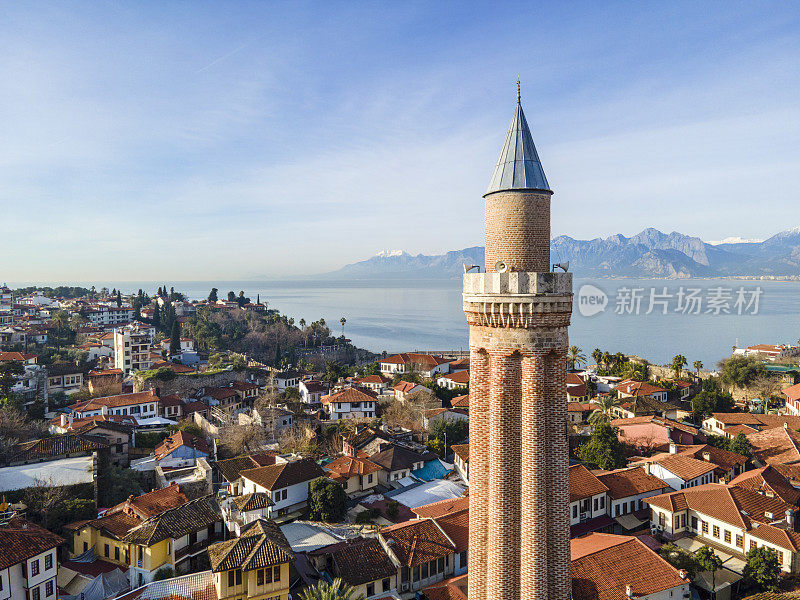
left=2, top=1, right=799, bottom=280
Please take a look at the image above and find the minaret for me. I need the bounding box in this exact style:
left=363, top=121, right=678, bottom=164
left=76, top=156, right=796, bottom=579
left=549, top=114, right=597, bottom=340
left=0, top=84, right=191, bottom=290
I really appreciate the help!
left=465, top=84, right=573, bottom=600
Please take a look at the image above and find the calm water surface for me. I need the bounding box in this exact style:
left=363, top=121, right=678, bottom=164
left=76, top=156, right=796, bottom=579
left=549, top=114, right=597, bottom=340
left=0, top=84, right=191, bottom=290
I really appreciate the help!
left=12, top=278, right=800, bottom=367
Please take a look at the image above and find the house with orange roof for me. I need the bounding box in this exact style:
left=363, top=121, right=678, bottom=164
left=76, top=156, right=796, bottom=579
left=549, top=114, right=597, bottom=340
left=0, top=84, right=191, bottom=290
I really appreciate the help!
left=783, top=382, right=800, bottom=416
left=747, top=424, right=800, bottom=466
left=730, top=465, right=800, bottom=506
left=352, top=374, right=391, bottom=394
left=703, top=412, right=800, bottom=438
left=70, top=390, right=161, bottom=420
left=450, top=444, right=469, bottom=483
left=571, top=533, right=691, bottom=600
left=569, top=464, right=612, bottom=537
left=422, top=408, right=468, bottom=430
left=612, top=415, right=700, bottom=449
left=645, top=483, right=800, bottom=572
left=616, top=379, right=668, bottom=402
left=378, top=518, right=457, bottom=595
left=566, top=372, right=589, bottom=401
left=323, top=455, right=384, bottom=495
left=435, top=370, right=469, bottom=391
left=392, top=381, right=428, bottom=402
left=321, top=386, right=378, bottom=421
left=379, top=353, right=451, bottom=378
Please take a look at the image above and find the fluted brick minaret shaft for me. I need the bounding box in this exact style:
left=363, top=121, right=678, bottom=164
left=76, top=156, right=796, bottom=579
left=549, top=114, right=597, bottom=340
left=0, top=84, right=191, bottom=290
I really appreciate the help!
left=465, top=87, right=573, bottom=600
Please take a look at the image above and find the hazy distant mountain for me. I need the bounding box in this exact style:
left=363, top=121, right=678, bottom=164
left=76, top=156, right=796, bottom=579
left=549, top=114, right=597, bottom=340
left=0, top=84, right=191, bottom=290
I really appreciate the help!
left=323, top=227, right=800, bottom=279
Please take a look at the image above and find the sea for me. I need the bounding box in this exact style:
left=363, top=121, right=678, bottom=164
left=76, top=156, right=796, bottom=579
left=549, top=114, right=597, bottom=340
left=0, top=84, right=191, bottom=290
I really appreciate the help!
left=11, top=278, right=800, bottom=368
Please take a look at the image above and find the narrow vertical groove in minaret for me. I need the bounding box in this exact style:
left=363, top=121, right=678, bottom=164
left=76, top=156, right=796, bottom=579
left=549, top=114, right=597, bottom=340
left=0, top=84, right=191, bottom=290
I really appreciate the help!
left=468, top=348, right=490, bottom=600
left=521, top=352, right=548, bottom=600
left=547, top=349, right=572, bottom=599
left=488, top=351, right=522, bottom=598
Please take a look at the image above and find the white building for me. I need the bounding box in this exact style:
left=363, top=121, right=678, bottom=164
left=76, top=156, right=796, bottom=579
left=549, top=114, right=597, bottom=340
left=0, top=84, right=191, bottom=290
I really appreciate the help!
left=85, top=305, right=134, bottom=327
left=69, top=390, right=160, bottom=420
left=321, top=387, right=378, bottom=421
left=378, top=353, right=450, bottom=378
left=240, top=458, right=327, bottom=517
left=114, top=324, right=153, bottom=374
left=0, top=518, right=63, bottom=600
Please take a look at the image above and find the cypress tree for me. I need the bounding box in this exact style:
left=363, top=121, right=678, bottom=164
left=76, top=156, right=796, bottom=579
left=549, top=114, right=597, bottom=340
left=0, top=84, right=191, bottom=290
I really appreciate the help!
left=170, top=321, right=181, bottom=356
left=153, top=304, right=161, bottom=330
left=116, top=291, right=122, bottom=307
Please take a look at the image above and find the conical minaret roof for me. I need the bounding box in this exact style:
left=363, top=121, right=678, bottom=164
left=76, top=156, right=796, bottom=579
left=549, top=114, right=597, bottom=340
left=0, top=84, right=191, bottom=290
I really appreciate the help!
left=485, top=85, right=551, bottom=196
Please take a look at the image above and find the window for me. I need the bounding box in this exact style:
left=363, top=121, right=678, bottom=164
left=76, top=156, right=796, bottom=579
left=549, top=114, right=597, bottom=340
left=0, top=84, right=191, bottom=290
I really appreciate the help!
left=45, top=581, right=53, bottom=597
left=776, top=550, right=784, bottom=564
left=713, top=525, right=720, bottom=538
left=382, top=578, right=391, bottom=592
left=750, top=541, right=757, bottom=551
left=257, top=570, right=264, bottom=586
left=659, top=512, right=665, bottom=527
left=691, top=516, right=698, bottom=530
left=736, top=535, right=744, bottom=548
left=236, top=570, right=242, bottom=585
left=459, top=550, right=467, bottom=566
left=83, top=542, right=88, bottom=552
left=273, top=566, right=280, bottom=582
left=722, top=530, right=730, bottom=544
left=45, top=553, right=52, bottom=570
left=572, top=505, right=578, bottom=519
left=31, top=559, right=40, bottom=576
left=593, top=498, right=598, bottom=512
left=264, top=567, right=273, bottom=584
left=368, top=474, right=373, bottom=484
left=32, top=588, right=40, bottom=600
left=615, top=504, right=620, bottom=517
left=282, top=489, right=287, bottom=500
left=228, top=572, right=235, bottom=588
left=702, top=521, right=708, bottom=534
left=366, top=583, right=375, bottom=596
left=115, top=547, right=120, bottom=561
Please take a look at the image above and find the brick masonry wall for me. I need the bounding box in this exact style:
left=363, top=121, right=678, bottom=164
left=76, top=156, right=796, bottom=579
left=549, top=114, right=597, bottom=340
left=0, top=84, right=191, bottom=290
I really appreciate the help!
left=484, top=191, right=552, bottom=273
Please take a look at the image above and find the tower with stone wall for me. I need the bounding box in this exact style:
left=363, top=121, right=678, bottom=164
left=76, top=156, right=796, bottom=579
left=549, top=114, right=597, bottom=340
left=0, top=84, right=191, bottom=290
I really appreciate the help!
left=465, top=88, right=573, bottom=600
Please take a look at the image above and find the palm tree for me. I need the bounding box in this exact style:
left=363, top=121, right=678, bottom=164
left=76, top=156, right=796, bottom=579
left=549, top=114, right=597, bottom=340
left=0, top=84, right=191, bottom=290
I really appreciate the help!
left=568, top=346, right=586, bottom=371
left=340, top=316, right=347, bottom=338
left=299, top=318, right=307, bottom=347
left=299, top=578, right=363, bottom=600
left=51, top=310, right=70, bottom=348
left=588, top=394, right=622, bottom=425
left=693, top=360, right=703, bottom=376
left=671, top=354, right=688, bottom=378
left=591, top=348, right=603, bottom=368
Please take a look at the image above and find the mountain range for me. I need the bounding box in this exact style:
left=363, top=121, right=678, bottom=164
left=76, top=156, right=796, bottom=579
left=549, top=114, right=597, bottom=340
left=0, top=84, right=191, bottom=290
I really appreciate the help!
left=324, top=227, right=800, bottom=279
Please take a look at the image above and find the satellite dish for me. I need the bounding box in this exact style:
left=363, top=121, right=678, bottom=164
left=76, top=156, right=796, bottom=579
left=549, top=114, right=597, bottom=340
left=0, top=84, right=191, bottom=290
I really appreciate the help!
left=495, top=261, right=508, bottom=273
left=553, top=262, right=569, bottom=273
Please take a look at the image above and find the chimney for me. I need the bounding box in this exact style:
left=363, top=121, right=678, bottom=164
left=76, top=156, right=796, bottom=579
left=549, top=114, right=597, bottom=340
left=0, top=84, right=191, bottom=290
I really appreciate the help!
left=678, top=569, right=688, bottom=580
left=60, top=414, right=67, bottom=427
left=625, top=584, right=634, bottom=598
left=702, top=452, right=711, bottom=462
left=101, top=404, right=108, bottom=415
left=668, top=443, right=677, bottom=455
left=787, top=509, right=795, bottom=527
left=785, top=422, right=790, bottom=430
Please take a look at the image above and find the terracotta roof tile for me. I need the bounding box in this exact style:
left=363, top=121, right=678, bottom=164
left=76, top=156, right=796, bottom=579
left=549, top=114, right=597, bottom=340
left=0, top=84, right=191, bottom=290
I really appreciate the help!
left=413, top=496, right=469, bottom=519
left=381, top=519, right=455, bottom=567
left=730, top=466, right=800, bottom=505
left=324, top=455, right=383, bottom=479
left=571, top=533, right=687, bottom=599
left=321, top=386, right=377, bottom=406
left=208, top=519, right=293, bottom=572
left=569, top=464, right=609, bottom=502
left=0, top=518, right=64, bottom=570
left=597, top=467, right=669, bottom=500
left=328, top=537, right=396, bottom=586
left=451, top=444, right=469, bottom=464
left=240, top=458, right=326, bottom=492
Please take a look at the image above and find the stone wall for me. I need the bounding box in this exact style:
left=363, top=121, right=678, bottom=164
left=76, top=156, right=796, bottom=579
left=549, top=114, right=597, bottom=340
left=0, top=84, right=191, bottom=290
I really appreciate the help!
left=132, top=369, right=247, bottom=396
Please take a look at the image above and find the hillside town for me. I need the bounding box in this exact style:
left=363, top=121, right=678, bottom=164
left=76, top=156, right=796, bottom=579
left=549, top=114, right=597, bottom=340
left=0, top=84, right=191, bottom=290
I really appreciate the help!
left=1, top=279, right=800, bottom=600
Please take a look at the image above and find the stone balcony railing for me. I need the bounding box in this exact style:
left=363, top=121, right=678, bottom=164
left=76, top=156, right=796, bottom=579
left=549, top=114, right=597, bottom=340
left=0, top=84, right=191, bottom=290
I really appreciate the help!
left=462, top=271, right=572, bottom=296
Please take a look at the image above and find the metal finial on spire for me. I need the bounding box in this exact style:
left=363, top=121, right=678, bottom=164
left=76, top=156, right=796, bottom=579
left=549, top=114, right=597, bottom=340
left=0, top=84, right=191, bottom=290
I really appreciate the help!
left=516, top=79, right=521, bottom=104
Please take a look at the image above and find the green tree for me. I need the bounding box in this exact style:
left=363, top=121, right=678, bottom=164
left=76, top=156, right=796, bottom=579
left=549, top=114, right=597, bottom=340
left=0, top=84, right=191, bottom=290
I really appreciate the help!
left=227, top=291, right=237, bottom=302
left=116, top=290, right=122, bottom=307
left=299, top=578, right=363, bottom=600
left=696, top=546, right=723, bottom=598
left=576, top=421, right=626, bottom=470
left=671, top=355, right=688, bottom=379
left=208, top=288, right=218, bottom=302
left=170, top=321, right=181, bottom=356
left=591, top=348, right=603, bottom=368
left=152, top=303, right=161, bottom=330
left=340, top=316, right=347, bottom=338
left=427, top=418, right=469, bottom=456
left=743, top=546, right=780, bottom=593
left=0, top=361, right=24, bottom=404
left=729, top=432, right=752, bottom=460
left=307, top=477, right=347, bottom=522
left=658, top=543, right=702, bottom=578
left=719, top=356, right=766, bottom=388
left=691, top=386, right=735, bottom=422
left=693, top=360, right=704, bottom=376
left=588, top=395, right=622, bottom=425
left=568, top=346, right=587, bottom=371
left=323, top=361, right=347, bottom=385
left=100, top=466, right=149, bottom=506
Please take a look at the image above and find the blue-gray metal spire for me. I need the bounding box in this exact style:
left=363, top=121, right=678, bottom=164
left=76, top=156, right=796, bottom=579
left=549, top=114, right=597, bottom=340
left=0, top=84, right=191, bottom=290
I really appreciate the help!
left=484, top=82, right=551, bottom=196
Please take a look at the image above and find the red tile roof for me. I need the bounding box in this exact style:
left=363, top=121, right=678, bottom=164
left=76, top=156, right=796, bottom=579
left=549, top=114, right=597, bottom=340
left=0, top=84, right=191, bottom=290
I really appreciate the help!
left=108, top=482, right=189, bottom=519
left=321, top=386, right=377, bottom=406
left=0, top=518, right=64, bottom=570
left=571, top=533, right=688, bottom=600
left=380, top=353, right=450, bottom=368
left=570, top=464, right=609, bottom=502
left=783, top=383, right=800, bottom=402
left=381, top=519, right=455, bottom=567
left=324, top=455, right=383, bottom=480
left=71, top=390, right=159, bottom=411
left=747, top=426, right=800, bottom=465
left=154, top=431, right=210, bottom=461
left=450, top=395, right=469, bottom=408
left=597, top=467, right=668, bottom=500
left=412, top=496, right=470, bottom=519
left=616, top=379, right=667, bottom=397
left=730, top=466, right=800, bottom=505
